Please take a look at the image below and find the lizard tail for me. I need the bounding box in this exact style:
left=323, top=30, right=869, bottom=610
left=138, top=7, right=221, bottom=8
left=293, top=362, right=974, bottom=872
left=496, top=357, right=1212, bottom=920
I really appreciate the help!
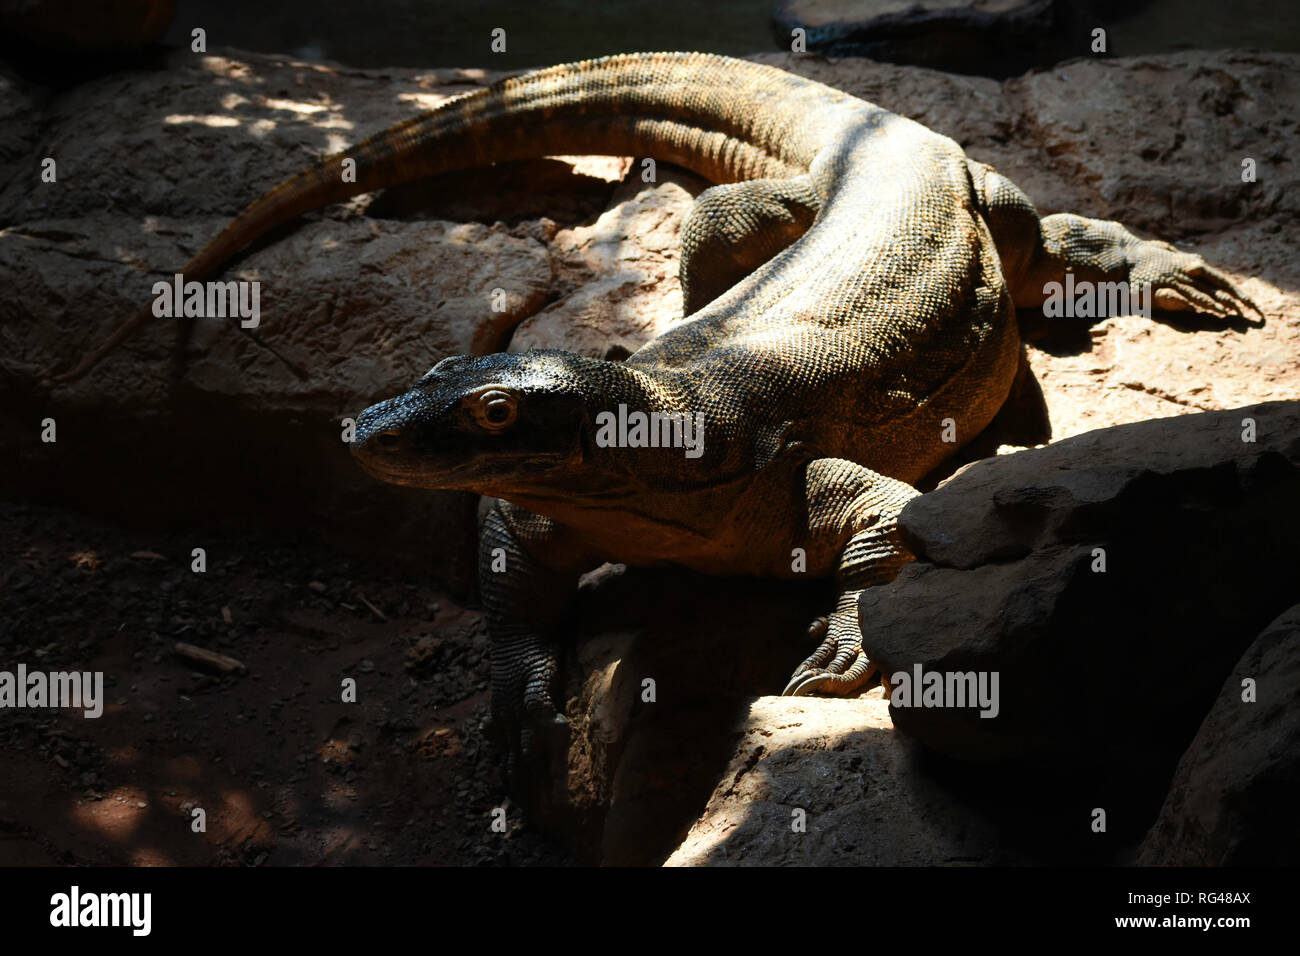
left=48, top=51, right=842, bottom=385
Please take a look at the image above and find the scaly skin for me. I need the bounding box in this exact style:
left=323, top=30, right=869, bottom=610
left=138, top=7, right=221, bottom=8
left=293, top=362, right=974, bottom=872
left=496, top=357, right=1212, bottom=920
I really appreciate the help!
left=52, top=53, right=1263, bottom=791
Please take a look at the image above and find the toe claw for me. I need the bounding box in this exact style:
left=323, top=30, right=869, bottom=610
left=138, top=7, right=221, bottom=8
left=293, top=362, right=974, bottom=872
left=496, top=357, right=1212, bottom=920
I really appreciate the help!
left=782, top=670, right=818, bottom=696
left=785, top=671, right=829, bottom=697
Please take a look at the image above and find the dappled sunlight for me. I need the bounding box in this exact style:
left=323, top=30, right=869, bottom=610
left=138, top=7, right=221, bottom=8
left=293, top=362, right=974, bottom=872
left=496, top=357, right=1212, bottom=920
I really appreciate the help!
left=69, top=549, right=103, bottom=572
left=220, top=789, right=257, bottom=819
left=198, top=57, right=262, bottom=82
left=163, top=113, right=241, bottom=128
left=324, top=133, right=351, bottom=155
left=553, top=155, right=631, bottom=181
left=397, top=91, right=450, bottom=111
left=451, top=68, right=490, bottom=82
left=444, top=223, right=483, bottom=246
left=260, top=97, right=330, bottom=115
left=70, top=787, right=151, bottom=843
left=261, top=98, right=356, bottom=131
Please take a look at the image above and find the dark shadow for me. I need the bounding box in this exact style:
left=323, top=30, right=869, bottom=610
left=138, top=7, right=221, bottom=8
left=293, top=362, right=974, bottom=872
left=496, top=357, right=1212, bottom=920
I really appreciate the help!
left=0, top=40, right=173, bottom=89
left=1020, top=307, right=1263, bottom=360
left=919, top=345, right=1052, bottom=491
left=535, top=564, right=830, bottom=865
left=0, top=499, right=571, bottom=866
left=368, top=158, right=619, bottom=228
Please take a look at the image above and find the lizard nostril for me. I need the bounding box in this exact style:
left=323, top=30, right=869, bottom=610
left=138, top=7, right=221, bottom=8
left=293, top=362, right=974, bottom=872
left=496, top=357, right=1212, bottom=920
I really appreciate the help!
left=375, top=429, right=402, bottom=450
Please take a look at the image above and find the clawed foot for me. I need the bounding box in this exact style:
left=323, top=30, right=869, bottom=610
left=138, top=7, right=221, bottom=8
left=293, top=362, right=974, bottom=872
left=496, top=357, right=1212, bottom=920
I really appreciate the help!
left=782, top=615, right=879, bottom=697
left=485, top=635, right=569, bottom=795
left=1132, top=243, right=1264, bottom=320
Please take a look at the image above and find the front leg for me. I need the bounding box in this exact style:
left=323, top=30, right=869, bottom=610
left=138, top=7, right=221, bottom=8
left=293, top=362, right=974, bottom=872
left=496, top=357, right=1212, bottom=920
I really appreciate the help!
left=479, top=500, right=597, bottom=794
left=783, top=459, right=920, bottom=697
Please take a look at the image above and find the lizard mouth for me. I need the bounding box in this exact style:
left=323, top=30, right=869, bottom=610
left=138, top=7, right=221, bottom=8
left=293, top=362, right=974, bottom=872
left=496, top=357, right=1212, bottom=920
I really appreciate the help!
left=350, top=445, right=476, bottom=490
left=352, top=443, right=572, bottom=494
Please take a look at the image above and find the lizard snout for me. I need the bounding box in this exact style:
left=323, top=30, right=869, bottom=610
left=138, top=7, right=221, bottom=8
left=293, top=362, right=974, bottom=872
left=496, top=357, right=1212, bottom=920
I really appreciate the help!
left=351, top=401, right=409, bottom=463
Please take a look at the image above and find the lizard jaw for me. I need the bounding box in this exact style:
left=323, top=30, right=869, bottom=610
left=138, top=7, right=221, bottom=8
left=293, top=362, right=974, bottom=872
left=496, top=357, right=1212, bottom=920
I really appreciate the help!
left=351, top=438, right=576, bottom=495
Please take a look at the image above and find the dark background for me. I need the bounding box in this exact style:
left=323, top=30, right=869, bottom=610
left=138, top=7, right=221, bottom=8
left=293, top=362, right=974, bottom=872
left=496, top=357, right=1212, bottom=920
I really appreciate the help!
left=162, top=0, right=1300, bottom=70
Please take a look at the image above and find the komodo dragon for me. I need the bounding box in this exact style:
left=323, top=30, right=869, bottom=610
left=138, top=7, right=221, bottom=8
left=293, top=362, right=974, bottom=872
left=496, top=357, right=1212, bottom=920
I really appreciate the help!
left=52, top=52, right=1261, bottom=785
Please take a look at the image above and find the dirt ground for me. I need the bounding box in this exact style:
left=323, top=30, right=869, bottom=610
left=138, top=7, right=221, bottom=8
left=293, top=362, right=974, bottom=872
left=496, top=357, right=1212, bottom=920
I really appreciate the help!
left=0, top=500, right=571, bottom=866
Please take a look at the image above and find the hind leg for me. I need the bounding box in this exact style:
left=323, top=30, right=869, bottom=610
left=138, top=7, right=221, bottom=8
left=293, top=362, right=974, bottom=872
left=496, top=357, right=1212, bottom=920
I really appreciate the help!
left=968, top=160, right=1262, bottom=319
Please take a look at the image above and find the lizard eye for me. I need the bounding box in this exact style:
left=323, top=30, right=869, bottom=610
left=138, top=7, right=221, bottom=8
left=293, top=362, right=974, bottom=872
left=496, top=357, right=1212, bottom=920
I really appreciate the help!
left=467, top=387, right=518, bottom=432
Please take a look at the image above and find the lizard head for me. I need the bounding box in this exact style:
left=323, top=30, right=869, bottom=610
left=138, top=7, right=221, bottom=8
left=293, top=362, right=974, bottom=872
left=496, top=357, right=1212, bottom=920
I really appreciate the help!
left=350, top=351, right=600, bottom=496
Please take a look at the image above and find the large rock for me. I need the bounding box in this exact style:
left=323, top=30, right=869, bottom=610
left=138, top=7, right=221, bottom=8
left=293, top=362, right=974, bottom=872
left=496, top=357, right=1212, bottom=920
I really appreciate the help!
left=1139, top=604, right=1300, bottom=866
left=771, top=0, right=1071, bottom=78
left=863, top=402, right=1300, bottom=784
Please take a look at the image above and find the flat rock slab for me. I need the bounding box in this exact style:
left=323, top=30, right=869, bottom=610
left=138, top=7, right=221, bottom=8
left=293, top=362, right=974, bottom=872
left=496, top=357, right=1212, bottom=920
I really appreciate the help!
left=665, top=696, right=1004, bottom=865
